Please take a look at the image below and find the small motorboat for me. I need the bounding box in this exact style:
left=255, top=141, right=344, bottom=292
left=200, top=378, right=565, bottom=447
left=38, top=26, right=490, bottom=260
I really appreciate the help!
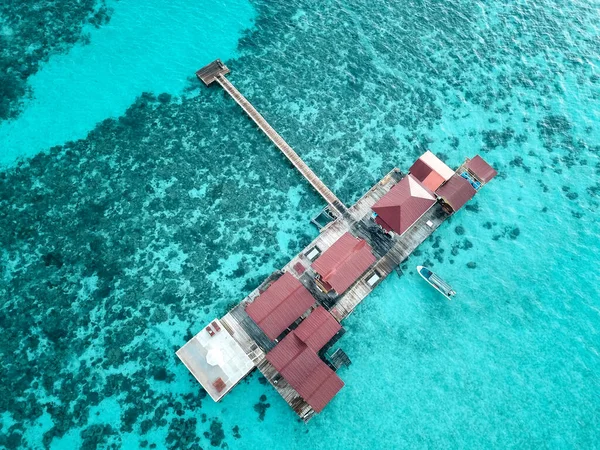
left=417, top=266, right=456, bottom=300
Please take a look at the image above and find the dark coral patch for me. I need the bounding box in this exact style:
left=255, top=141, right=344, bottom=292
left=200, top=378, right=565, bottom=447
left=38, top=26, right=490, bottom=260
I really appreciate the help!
left=203, top=419, right=225, bottom=447
left=482, top=127, right=515, bottom=151
left=0, top=0, right=114, bottom=121
left=80, top=424, right=115, bottom=450
left=168, top=418, right=200, bottom=449
left=465, top=203, right=479, bottom=213
left=254, top=395, right=271, bottom=422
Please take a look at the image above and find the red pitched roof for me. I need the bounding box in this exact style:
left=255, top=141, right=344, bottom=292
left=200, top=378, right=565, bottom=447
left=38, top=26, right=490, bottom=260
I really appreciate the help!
left=311, top=232, right=376, bottom=294
left=293, top=261, right=306, bottom=275
left=266, top=332, right=305, bottom=370
left=246, top=272, right=315, bottom=340
left=436, top=173, right=476, bottom=211
left=372, top=175, right=436, bottom=235
left=294, top=306, right=341, bottom=351
left=409, top=158, right=446, bottom=191
left=466, top=155, right=497, bottom=183
left=266, top=332, right=344, bottom=413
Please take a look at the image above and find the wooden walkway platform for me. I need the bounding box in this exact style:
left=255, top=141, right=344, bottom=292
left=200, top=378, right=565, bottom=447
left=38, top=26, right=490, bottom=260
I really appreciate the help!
left=196, top=59, right=230, bottom=86
left=329, top=348, right=351, bottom=370
left=183, top=62, right=497, bottom=421
left=220, top=307, right=267, bottom=366
left=202, top=66, right=346, bottom=216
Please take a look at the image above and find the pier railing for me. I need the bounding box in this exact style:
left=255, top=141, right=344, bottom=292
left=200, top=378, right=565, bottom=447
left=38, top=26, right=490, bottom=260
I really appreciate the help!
left=196, top=60, right=346, bottom=216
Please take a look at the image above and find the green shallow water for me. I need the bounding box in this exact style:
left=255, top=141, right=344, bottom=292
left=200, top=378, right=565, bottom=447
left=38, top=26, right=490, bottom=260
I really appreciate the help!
left=0, top=0, right=599, bottom=448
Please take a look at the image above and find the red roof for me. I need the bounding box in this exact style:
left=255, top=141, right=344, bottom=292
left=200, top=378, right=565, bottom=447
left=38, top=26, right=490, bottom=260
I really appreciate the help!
left=294, top=306, right=341, bottom=351
left=293, top=261, right=306, bottom=275
left=311, top=232, right=376, bottom=294
left=436, top=174, right=476, bottom=211
left=266, top=331, right=305, bottom=370
left=466, top=155, right=497, bottom=183
left=372, top=175, right=436, bottom=235
left=212, top=378, right=226, bottom=393
left=266, top=332, right=344, bottom=413
left=409, top=158, right=446, bottom=191
left=246, top=272, right=315, bottom=340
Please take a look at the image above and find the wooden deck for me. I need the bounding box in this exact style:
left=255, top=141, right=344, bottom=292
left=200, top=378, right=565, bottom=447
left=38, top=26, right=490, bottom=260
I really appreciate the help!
left=220, top=306, right=268, bottom=366
left=196, top=59, right=230, bottom=86
left=329, top=348, right=352, bottom=370
left=181, top=154, right=452, bottom=418
left=212, top=72, right=347, bottom=216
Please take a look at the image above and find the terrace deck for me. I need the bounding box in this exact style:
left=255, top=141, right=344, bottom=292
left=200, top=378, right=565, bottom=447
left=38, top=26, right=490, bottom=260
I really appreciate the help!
left=195, top=59, right=230, bottom=86
left=176, top=318, right=254, bottom=401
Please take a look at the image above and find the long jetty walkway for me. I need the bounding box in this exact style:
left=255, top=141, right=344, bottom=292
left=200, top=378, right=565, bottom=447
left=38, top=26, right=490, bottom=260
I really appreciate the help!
left=179, top=59, right=498, bottom=422
left=196, top=59, right=347, bottom=216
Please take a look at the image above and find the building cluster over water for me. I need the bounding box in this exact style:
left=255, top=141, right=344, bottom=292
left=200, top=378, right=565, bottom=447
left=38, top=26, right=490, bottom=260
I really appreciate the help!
left=177, top=61, right=497, bottom=421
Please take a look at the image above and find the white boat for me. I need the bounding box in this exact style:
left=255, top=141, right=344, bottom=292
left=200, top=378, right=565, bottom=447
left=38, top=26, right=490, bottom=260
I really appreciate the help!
left=417, top=266, right=456, bottom=300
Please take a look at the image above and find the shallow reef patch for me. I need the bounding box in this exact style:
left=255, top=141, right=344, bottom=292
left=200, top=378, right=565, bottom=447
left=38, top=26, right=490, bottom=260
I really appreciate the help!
left=0, top=0, right=113, bottom=121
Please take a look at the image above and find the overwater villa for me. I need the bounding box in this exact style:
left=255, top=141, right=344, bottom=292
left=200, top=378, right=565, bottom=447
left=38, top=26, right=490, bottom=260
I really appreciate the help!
left=177, top=60, right=498, bottom=421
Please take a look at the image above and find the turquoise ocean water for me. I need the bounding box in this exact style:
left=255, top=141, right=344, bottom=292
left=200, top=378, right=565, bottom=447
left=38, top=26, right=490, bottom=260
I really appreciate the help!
left=0, top=0, right=599, bottom=448
left=0, top=0, right=255, bottom=165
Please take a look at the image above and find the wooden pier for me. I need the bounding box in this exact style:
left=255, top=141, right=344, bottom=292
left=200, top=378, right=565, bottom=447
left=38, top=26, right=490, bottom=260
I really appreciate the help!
left=197, top=61, right=347, bottom=216
left=179, top=60, right=498, bottom=422
left=194, top=164, right=447, bottom=420
left=329, top=349, right=352, bottom=370
left=195, top=59, right=230, bottom=86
